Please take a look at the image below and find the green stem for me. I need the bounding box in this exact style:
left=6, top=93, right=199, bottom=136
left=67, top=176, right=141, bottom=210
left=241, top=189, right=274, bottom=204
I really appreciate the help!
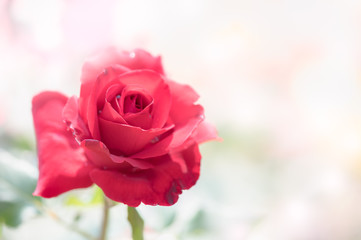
left=127, top=207, right=144, bottom=240
left=99, top=195, right=110, bottom=240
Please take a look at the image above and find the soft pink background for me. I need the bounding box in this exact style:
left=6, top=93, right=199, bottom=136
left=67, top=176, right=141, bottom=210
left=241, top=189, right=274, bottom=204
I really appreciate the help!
left=2, top=0, right=361, bottom=239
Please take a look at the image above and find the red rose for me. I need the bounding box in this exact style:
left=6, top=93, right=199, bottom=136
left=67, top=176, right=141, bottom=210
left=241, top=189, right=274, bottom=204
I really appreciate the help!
left=32, top=48, right=218, bottom=206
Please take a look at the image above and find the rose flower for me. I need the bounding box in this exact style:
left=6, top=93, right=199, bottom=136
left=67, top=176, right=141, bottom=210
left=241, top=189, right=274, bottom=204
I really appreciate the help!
left=32, top=48, right=218, bottom=206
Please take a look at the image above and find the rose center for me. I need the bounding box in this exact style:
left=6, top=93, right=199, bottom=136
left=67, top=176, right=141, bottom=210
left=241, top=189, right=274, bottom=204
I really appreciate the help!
left=123, top=93, right=151, bottom=114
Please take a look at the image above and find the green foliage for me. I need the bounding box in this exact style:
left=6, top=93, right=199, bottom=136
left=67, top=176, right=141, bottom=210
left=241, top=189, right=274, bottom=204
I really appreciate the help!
left=127, top=207, right=144, bottom=240
left=65, top=186, right=104, bottom=206
left=11, top=136, right=34, bottom=151
left=0, top=131, right=34, bottom=151
left=187, top=210, right=208, bottom=235
left=0, top=151, right=40, bottom=228
left=162, top=211, right=176, bottom=229
left=0, top=201, right=24, bottom=227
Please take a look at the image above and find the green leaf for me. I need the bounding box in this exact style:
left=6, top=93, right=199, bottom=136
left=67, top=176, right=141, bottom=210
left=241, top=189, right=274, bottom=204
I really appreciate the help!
left=0, top=150, right=40, bottom=227
left=0, top=201, right=24, bottom=227
left=127, top=207, right=144, bottom=240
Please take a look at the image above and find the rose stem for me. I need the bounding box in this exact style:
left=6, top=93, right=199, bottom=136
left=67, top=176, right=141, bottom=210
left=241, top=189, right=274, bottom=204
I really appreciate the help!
left=99, top=194, right=110, bottom=240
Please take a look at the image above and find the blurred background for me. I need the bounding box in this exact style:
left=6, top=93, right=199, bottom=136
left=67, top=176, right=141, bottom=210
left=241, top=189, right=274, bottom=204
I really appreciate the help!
left=2, top=0, right=361, bottom=239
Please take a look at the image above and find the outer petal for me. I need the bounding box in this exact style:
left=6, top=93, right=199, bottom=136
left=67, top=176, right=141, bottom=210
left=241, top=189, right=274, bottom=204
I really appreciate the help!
left=191, top=121, right=221, bottom=144
left=169, top=142, right=201, bottom=189
left=81, top=48, right=164, bottom=88
left=90, top=144, right=201, bottom=206
left=166, top=79, right=200, bottom=104
left=118, top=48, right=164, bottom=74
left=32, top=91, right=94, bottom=197
left=169, top=105, right=204, bottom=147
left=167, top=80, right=206, bottom=148
left=159, top=121, right=221, bottom=155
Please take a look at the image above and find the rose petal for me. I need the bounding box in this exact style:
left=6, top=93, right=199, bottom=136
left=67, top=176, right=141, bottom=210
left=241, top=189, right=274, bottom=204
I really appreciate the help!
left=111, top=154, right=154, bottom=169
left=123, top=104, right=153, bottom=129
left=131, top=105, right=204, bottom=159
left=117, top=84, right=154, bottom=129
left=90, top=143, right=200, bottom=206
left=100, top=102, right=127, bottom=124
left=130, top=131, right=174, bottom=159
left=95, top=71, right=171, bottom=130
left=169, top=105, right=205, bottom=147
left=90, top=169, right=165, bottom=207
left=80, top=63, right=130, bottom=125
left=166, top=79, right=200, bottom=104
left=79, top=48, right=164, bottom=122
left=116, top=71, right=171, bottom=128
left=120, top=86, right=153, bottom=114
left=81, top=139, right=122, bottom=169
left=160, top=121, right=221, bottom=155
left=81, top=139, right=153, bottom=170
left=169, top=143, right=201, bottom=189
left=87, top=69, right=171, bottom=139
left=150, top=79, right=171, bottom=128
left=85, top=70, right=171, bottom=146
left=62, top=95, right=91, bottom=142
left=81, top=48, right=130, bottom=88
left=85, top=65, right=130, bottom=139
left=32, top=91, right=94, bottom=197
left=191, top=121, right=221, bottom=144
left=115, top=70, right=166, bottom=94
left=104, top=83, right=124, bottom=113
left=98, top=117, right=173, bottom=156
left=165, top=79, right=207, bottom=147
left=153, top=80, right=205, bottom=150
left=118, top=49, right=164, bottom=74
left=81, top=48, right=164, bottom=87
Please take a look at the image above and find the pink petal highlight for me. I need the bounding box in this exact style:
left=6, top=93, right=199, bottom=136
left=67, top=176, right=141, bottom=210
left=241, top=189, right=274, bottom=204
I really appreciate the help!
left=192, top=121, right=222, bottom=144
